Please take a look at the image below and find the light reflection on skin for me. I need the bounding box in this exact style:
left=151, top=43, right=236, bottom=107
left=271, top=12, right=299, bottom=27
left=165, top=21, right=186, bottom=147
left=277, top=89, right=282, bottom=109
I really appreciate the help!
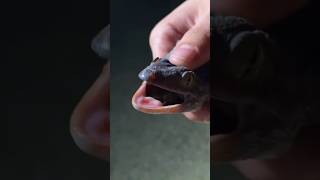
left=70, top=63, right=109, bottom=160
left=70, top=25, right=110, bottom=160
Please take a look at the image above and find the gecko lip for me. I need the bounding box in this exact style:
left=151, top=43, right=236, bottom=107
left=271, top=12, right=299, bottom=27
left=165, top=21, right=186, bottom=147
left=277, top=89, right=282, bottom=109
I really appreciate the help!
left=132, top=81, right=186, bottom=114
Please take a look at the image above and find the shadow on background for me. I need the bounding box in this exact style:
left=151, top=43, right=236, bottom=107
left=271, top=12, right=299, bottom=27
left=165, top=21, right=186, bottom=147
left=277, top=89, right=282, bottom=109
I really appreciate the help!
left=8, top=0, right=109, bottom=179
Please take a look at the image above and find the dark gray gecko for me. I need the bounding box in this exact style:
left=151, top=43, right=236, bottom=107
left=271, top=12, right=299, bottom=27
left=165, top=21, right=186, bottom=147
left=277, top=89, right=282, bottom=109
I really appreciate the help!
left=132, top=15, right=313, bottom=160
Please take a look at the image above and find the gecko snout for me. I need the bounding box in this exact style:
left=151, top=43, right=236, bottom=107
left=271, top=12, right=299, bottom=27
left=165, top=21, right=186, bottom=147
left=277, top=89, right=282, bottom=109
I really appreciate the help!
left=138, top=68, right=155, bottom=81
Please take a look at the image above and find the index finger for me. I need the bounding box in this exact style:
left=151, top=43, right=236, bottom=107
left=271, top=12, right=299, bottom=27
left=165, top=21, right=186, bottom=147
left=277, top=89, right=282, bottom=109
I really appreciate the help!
left=149, top=0, right=197, bottom=58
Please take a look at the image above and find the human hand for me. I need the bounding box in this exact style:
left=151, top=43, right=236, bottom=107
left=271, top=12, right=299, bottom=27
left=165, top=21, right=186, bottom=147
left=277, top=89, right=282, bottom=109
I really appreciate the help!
left=149, top=0, right=210, bottom=122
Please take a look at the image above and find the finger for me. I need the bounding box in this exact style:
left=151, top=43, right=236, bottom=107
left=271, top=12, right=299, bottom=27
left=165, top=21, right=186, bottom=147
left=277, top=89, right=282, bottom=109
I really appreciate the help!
left=183, top=102, right=210, bottom=123
left=168, top=14, right=210, bottom=69
left=149, top=0, right=198, bottom=59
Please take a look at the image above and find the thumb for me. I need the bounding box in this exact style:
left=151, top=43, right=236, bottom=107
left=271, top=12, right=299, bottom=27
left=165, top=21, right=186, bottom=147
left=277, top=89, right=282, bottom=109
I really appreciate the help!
left=169, top=15, right=210, bottom=69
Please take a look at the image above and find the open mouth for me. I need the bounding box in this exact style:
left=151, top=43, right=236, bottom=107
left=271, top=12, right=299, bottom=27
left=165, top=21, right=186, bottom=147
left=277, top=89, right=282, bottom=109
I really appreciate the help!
left=132, top=81, right=187, bottom=114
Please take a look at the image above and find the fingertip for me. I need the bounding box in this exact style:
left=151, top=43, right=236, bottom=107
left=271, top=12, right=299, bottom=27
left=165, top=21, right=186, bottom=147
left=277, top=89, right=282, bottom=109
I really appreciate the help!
left=169, top=44, right=200, bottom=68
left=150, top=39, right=172, bottom=59
left=183, top=104, right=210, bottom=123
left=149, top=21, right=185, bottom=59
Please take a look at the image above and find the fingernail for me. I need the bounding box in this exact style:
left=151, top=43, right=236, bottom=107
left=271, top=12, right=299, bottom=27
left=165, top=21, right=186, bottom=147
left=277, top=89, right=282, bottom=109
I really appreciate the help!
left=169, top=44, right=198, bottom=64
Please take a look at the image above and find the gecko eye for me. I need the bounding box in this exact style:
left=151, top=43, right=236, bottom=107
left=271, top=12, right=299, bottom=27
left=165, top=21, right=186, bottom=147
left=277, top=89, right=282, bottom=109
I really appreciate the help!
left=182, top=71, right=195, bottom=86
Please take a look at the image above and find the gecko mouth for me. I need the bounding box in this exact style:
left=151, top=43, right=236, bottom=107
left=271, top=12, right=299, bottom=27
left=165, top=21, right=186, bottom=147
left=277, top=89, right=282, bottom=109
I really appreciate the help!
left=132, top=81, right=187, bottom=114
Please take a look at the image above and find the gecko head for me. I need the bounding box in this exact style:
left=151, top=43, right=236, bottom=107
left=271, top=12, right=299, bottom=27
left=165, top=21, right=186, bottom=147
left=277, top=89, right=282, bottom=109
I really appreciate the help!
left=132, top=58, right=209, bottom=114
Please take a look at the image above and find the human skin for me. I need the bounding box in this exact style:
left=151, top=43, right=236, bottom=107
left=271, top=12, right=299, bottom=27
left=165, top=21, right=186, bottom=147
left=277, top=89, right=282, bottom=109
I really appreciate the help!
left=149, top=0, right=210, bottom=122
left=70, top=63, right=109, bottom=160
left=150, top=0, right=320, bottom=179
left=67, top=0, right=319, bottom=178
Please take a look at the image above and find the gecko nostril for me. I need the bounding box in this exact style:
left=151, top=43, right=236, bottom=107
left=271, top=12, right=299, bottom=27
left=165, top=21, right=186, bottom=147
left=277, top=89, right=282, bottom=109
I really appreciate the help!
left=138, top=70, right=147, bottom=80
left=138, top=69, right=154, bottom=81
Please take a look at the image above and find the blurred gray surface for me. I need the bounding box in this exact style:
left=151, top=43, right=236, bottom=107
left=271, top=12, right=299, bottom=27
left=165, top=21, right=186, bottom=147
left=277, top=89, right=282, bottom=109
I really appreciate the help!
left=111, top=78, right=210, bottom=179
left=110, top=25, right=210, bottom=179
left=110, top=1, right=209, bottom=179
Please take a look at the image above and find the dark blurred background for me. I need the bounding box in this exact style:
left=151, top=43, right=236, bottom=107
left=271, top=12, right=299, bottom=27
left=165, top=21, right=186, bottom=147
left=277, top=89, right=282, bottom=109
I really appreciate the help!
left=8, top=0, right=109, bottom=179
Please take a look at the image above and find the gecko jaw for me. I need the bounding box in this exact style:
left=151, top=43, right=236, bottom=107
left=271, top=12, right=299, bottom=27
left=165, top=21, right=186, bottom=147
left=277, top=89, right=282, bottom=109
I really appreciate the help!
left=132, top=81, right=186, bottom=114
